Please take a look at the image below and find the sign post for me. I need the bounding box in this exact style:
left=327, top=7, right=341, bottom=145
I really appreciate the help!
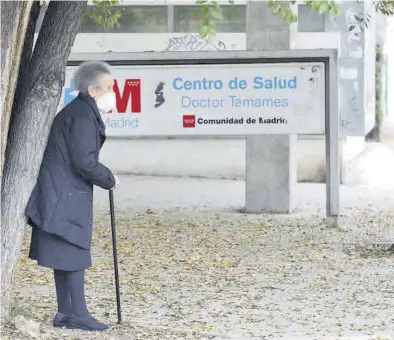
left=326, top=54, right=340, bottom=228
left=67, top=50, right=340, bottom=227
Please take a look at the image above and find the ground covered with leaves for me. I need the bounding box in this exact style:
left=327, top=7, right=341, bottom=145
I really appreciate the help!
left=2, top=207, right=394, bottom=340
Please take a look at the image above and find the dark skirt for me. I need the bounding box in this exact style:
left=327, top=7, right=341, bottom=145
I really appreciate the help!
left=29, top=226, right=91, bottom=271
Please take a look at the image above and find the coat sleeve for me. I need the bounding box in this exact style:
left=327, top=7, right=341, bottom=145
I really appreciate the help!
left=69, top=113, right=115, bottom=190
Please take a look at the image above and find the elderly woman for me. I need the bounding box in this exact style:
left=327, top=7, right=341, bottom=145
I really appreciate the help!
left=25, top=61, right=119, bottom=331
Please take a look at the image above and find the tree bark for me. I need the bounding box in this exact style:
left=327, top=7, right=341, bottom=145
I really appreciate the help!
left=1, top=1, right=87, bottom=322
left=11, top=1, right=41, bottom=120
left=0, top=1, right=34, bottom=176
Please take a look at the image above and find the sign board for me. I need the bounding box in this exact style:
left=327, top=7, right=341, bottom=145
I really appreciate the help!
left=66, top=50, right=339, bottom=228
left=61, top=63, right=325, bottom=136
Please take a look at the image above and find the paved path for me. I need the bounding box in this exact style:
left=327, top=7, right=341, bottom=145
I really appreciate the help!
left=94, top=176, right=394, bottom=214
left=95, top=123, right=394, bottom=215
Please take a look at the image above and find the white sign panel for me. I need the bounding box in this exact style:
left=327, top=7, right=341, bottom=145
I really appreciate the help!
left=61, top=63, right=325, bottom=136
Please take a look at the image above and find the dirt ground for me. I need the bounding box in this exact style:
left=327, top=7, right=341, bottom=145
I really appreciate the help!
left=2, top=205, right=394, bottom=340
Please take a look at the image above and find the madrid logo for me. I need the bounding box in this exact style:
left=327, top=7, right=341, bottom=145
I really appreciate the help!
left=64, top=78, right=142, bottom=114
left=183, top=115, right=196, bottom=128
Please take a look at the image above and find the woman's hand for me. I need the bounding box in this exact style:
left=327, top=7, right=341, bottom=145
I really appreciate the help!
left=113, top=176, right=120, bottom=190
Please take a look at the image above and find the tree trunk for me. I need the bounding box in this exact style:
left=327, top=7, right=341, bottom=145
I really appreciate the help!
left=0, top=1, right=34, bottom=176
left=11, top=1, right=41, bottom=119
left=1, top=1, right=87, bottom=322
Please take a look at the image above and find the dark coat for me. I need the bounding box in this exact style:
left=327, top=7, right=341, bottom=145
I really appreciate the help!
left=25, top=92, right=115, bottom=251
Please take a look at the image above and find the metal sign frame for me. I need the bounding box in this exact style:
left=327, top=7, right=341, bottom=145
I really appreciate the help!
left=68, top=49, right=339, bottom=227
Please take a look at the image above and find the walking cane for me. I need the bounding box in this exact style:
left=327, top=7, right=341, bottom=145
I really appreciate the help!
left=109, top=189, right=122, bottom=324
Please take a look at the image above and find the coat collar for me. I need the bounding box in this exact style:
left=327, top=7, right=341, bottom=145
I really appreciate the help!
left=78, top=92, right=106, bottom=134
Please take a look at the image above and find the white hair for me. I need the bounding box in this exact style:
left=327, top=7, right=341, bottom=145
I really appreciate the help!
left=73, top=61, right=112, bottom=94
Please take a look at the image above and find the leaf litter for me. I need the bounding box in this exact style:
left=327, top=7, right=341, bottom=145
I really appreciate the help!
left=2, top=207, right=394, bottom=340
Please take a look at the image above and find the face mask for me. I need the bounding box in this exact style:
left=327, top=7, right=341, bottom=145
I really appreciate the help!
left=96, top=92, right=116, bottom=113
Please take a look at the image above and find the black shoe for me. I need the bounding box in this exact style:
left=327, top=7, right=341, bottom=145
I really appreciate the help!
left=67, top=314, right=109, bottom=331
left=53, top=312, right=71, bottom=328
